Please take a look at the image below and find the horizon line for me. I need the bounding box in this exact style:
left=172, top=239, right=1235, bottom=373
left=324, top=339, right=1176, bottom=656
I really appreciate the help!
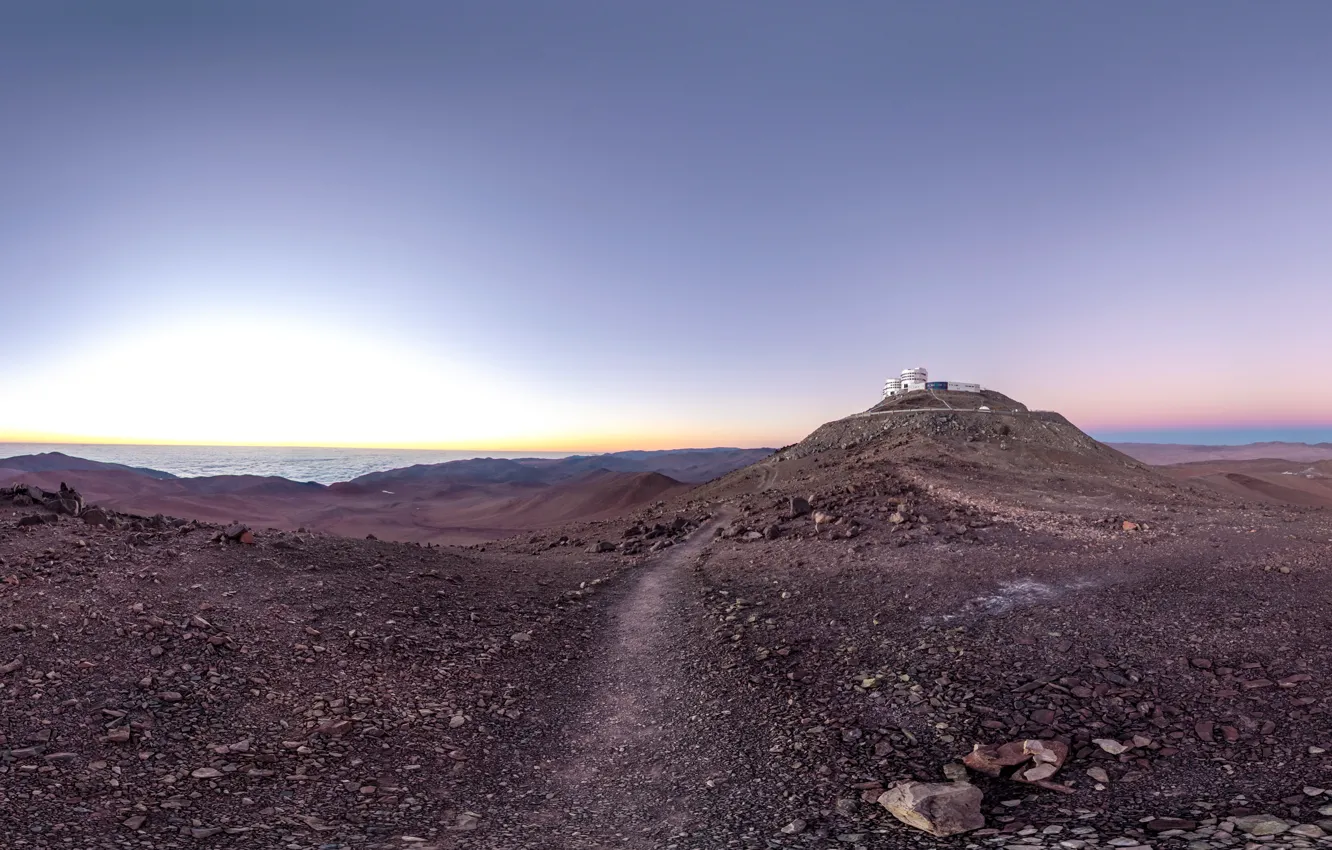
left=0, top=437, right=776, bottom=453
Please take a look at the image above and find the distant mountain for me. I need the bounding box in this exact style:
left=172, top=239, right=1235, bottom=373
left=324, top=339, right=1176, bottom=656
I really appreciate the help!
left=533, top=448, right=774, bottom=483
left=350, top=457, right=549, bottom=488
left=1111, top=442, right=1332, bottom=466
left=0, top=451, right=178, bottom=480
left=349, top=448, right=773, bottom=488
left=0, top=446, right=772, bottom=545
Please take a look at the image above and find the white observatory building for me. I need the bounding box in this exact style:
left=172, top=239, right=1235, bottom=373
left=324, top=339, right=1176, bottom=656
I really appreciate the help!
left=882, top=366, right=981, bottom=398
left=883, top=366, right=928, bottom=397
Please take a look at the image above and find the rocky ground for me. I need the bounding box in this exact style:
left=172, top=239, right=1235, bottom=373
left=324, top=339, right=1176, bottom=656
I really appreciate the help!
left=3, top=405, right=1332, bottom=849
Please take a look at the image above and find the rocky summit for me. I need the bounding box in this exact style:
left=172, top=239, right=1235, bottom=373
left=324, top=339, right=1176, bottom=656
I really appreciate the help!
left=3, top=397, right=1332, bottom=849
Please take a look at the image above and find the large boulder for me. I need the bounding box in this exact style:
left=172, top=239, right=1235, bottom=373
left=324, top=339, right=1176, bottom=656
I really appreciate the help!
left=52, top=482, right=84, bottom=516
left=81, top=506, right=110, bottom=527
left=789, top=496, right=811, bottom=518
left=878, top=781, right=984, bottom=837
left=1232, top=815, right=1290, bottom=836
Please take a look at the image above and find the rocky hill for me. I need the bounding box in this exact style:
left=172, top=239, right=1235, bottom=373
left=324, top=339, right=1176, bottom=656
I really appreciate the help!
left=694, top=390, right=1187, bottom=541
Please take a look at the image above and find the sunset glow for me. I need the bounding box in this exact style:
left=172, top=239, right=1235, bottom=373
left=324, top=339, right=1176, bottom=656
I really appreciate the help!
left=2, top=4, right=1330, bottom=449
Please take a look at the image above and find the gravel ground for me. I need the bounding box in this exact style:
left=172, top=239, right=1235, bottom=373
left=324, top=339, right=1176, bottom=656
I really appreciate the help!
left=4, top=407, right=1332, bottom=849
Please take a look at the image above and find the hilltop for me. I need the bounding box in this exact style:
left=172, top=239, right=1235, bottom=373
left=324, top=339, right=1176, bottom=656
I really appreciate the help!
left=697, top=388, right=1179, bottom=529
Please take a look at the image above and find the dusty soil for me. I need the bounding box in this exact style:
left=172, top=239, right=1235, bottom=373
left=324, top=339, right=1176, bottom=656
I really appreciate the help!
left=4, top=404, right=1332, bottom=849
left=1156, top=459, right=1332, bottom=511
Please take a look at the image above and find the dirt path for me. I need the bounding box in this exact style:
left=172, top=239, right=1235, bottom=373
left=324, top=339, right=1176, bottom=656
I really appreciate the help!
left=470, top=512, right=763, bottom=849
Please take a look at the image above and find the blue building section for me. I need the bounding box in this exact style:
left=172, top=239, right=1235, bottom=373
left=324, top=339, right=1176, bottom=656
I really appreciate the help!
left=925, top=381, right=949, bottom=390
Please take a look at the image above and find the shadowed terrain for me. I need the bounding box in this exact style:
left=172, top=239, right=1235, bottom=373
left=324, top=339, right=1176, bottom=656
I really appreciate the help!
left=0, top=449, right=770, bottom=544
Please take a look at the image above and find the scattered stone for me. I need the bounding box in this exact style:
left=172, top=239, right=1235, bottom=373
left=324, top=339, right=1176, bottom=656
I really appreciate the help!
left=880, top=782, right=984, bottom=837
left=453, top=812, right=481, bottom=831
left=789, top=496, right=811, bottom=518
left=963, top=739, right=1071, bottom=791
left=780, top=818, right=807, bottom=834
left=1147, top=818, right=1198, bottom=832
left=943, top=762, right=970, bottom=782
left=1232, top=815, right=1290, bottom=836
left=1093, top=738, right=1129, bottom=755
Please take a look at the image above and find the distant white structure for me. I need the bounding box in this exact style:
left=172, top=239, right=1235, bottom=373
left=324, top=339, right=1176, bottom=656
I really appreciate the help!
left=884, top=366, right=927, bottom=397
left=882, top=366, right=983, bottom=398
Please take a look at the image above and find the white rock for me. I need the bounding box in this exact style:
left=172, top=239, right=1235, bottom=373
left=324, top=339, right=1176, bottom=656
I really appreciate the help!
left=780, top=819, right=806, bottom=835
left=878, top=781, right=985, bottom=837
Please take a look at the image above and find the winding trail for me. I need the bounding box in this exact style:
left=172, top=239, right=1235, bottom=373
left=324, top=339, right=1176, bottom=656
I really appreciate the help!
left=475, top=513, right=754, bottom=849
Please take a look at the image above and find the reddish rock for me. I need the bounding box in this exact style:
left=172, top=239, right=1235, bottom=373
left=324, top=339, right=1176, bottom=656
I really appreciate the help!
left=1195, top=721, right=1215, bottom=742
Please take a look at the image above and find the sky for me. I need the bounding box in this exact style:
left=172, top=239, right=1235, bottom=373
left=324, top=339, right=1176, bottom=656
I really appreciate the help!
left=2, top=2, right=1330, bottom=450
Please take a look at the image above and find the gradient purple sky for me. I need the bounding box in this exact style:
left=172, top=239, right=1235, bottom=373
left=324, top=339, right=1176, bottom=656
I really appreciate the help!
left=2, top=2, right=1330, bottom=449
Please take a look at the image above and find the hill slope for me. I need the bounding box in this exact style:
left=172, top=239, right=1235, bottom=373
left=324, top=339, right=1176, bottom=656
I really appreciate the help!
left=0, top=447, right=767, bottom=544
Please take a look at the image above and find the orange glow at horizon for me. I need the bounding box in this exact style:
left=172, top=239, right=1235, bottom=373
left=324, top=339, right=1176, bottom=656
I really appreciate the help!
left=3, top=316, right=1328, bottom=450
left=0, top=427, right=785, bottom=454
